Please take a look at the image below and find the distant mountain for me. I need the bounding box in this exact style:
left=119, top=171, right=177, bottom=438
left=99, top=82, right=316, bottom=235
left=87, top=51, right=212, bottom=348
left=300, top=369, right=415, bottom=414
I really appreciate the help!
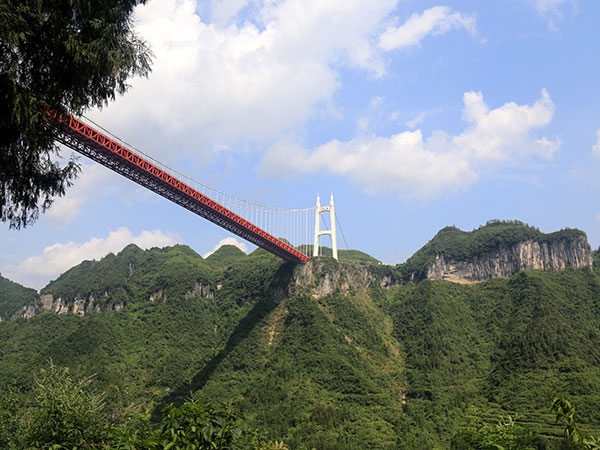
left=399, top=220, right=592, bottom=282
left=1, top=223, right=599, bottom=448
left=205, top=244, right=247, bottom=268
left=12, top=243, right=215, bottom=317
left=0, top=275, right=36, bottom=321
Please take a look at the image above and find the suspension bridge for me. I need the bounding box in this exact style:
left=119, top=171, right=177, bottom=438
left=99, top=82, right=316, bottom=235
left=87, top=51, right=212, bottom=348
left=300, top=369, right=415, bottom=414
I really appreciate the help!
left=47, top=111, right=345, bottom=262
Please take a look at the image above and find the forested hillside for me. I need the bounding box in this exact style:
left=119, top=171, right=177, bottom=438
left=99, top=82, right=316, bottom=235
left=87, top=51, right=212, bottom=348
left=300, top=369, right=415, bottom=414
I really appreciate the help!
left=0, top=275, right=37, bottom=321
left=1, top=223, right=599, bottom=449
left=401, top=220, right=591, bottom=282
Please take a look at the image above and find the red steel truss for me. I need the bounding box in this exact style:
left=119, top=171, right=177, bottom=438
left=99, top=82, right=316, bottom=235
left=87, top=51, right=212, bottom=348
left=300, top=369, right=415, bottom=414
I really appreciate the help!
left=48, top=111, right=309, bottom=263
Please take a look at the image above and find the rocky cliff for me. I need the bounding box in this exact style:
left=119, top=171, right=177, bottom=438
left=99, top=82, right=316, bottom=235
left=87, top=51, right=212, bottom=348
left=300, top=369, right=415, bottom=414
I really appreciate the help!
left=15, top=256, right=376, bottom=319
left=6, top=223, right=595, bottom=319
left=426, top=234, right=592, bottom=283
left=16, top=281, right=218, bottom=319
left=19, top=293, right=120, bottom=319
left=290, top=258, right=378, bottom=299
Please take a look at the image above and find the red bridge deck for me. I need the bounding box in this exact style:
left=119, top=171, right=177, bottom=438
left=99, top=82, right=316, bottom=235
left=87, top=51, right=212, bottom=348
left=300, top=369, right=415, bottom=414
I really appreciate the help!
left=49, top=112, right=309, bottom=263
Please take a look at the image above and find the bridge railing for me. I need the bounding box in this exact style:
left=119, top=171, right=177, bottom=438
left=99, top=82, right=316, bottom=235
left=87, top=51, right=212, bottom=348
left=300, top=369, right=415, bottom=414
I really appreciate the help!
left=47, top=110, right=313, bottom=262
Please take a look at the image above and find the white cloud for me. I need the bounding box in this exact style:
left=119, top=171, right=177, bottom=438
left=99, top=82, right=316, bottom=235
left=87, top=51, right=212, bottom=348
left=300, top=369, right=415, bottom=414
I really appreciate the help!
left=454, top=89, right=557, bottom=162
left=203, top=237, right=248, bottom=258
left=369, top=96, right=384, bottom=108
left=404, top=108, right=441, bottom=129
left=528, top=0, right=570, bottom=16
left=2, top=227, right=180, bottom=290
left=405, top=112, right=427, bottom=129
left=592, top=129, right=600, bottom=157
left=379, top=6, right=476, bottom=51
left=526, top=0, right=576, bottom=28
left=356, top=116, right=371, bottom=131
left=261, top=89, right=559, bottom=198
left=90, top=0, right=403, bottom=159
left=44, top=163, right=112, bottom=227
left=88, top=1, right=480, bottom=163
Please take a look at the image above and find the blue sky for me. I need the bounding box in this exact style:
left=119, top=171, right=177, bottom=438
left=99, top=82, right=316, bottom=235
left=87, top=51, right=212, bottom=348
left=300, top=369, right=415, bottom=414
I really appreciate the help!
left=2, top=0, right=600, bottom=289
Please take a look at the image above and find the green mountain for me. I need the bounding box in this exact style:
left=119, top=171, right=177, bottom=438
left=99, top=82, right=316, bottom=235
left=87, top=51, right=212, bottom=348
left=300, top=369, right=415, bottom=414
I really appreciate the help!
left=205, top=244, right=247, bottom=268
left=0, top=275, right=37, bottom=320
left=39, top=243, right=215, bottom=308
left=399, top=220, right=590, bottom=282
left=0, top=222, right=599, bottom=449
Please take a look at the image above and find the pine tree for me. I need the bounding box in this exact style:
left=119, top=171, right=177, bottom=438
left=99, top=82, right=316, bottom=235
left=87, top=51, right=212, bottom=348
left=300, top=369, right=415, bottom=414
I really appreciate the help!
left=0, top=0, right=152, bottom=228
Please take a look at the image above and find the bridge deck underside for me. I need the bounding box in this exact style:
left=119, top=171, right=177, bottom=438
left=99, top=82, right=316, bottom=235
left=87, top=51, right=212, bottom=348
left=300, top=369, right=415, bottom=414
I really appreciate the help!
left=52, top=114, right=308, bottom=263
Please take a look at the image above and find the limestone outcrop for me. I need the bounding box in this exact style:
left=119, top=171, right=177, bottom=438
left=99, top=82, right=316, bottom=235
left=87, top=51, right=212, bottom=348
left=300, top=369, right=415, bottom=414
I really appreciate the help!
left=426, top=235, right=592, bottom=283
left=291, top=258, right=377, bottom=299
left=18, top=293, right=117, bottom=319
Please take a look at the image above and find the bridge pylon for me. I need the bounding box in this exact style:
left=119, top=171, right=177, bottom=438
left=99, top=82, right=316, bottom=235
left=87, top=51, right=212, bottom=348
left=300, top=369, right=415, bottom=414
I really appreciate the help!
left=313, top=193, right=338, bottom=260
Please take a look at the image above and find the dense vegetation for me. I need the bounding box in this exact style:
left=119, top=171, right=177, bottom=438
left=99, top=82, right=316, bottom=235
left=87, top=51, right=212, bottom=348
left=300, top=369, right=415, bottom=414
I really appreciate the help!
left=297, top=245, right=381, bottom=264
left=400, top=220, right=587, bottom=281
left=1, top=362, right=596, bottom=450
left=0, top=363, right=285, bottom=449
left=1, top=224, right=599, bottom=448
left=0, top=274, right=36, bottom=320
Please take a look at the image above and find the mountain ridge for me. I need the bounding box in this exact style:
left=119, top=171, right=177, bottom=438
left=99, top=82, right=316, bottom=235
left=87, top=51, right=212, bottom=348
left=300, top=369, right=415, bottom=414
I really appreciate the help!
left=399, top=220, right=592, bottom=283
left=5, top=221, right=595, bottom=319
left=1, top=221, right=599, bottom=448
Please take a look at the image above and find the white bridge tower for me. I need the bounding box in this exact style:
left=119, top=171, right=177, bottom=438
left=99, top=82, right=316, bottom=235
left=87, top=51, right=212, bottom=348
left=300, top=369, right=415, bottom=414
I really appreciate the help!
left=313, top=193, right=338, bottom=260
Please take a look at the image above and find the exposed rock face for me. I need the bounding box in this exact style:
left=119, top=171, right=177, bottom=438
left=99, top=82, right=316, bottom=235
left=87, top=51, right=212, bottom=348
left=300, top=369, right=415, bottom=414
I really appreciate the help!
left=427, top=236, right=593, bottom=283
left=18, top=293, right=119, bottom=319
left=292, top=258, right=376, bottom=299
left=149, top=290, right=166, bottom=303
left=16, top=281, right=217, bottom=320
left=184, top=282, right=215, bottom=300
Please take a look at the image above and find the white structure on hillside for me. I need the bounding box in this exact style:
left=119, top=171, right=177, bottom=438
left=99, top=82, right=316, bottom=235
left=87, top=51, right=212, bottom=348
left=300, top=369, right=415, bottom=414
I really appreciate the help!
left=313, top=193, right=338, bottom=260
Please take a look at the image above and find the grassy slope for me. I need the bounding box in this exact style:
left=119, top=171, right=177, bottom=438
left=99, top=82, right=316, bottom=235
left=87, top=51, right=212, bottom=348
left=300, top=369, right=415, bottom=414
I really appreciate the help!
left=40, top=243, right=216, bottom=307
left=0, top=246, right=284, bottom=408
left=0, top=246, right=406, bottom=449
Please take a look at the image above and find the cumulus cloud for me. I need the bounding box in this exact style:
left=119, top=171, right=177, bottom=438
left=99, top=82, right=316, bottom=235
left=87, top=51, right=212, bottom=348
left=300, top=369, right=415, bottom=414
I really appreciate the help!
left=593, top=129, right=600, bottom=157
left=89, top=0, right=478, bottom=162
left=2, top=227, right=180, bottom=289
left=261, top=90, right=559, bottom=198
left=379, top=6, right=476, bottom=51
left=90, top=0, right=400, bottom=157
left=203, top=237, right=248, bottom=258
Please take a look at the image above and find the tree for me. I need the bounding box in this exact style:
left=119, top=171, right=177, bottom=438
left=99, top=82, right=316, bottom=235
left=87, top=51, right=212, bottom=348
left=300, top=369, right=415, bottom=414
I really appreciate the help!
left=0, top=0, right=152, bottom=228
left=0, top=384, right=20, bottom=450
left=4, top=362, right=287, bottom=450
left=137, top=400, right=288, bottom=450
left=549, top=392, right=600, bottom=450
left=19, top=363, right=114, bottom=449
left=451, top=416, right=539, bottom=450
